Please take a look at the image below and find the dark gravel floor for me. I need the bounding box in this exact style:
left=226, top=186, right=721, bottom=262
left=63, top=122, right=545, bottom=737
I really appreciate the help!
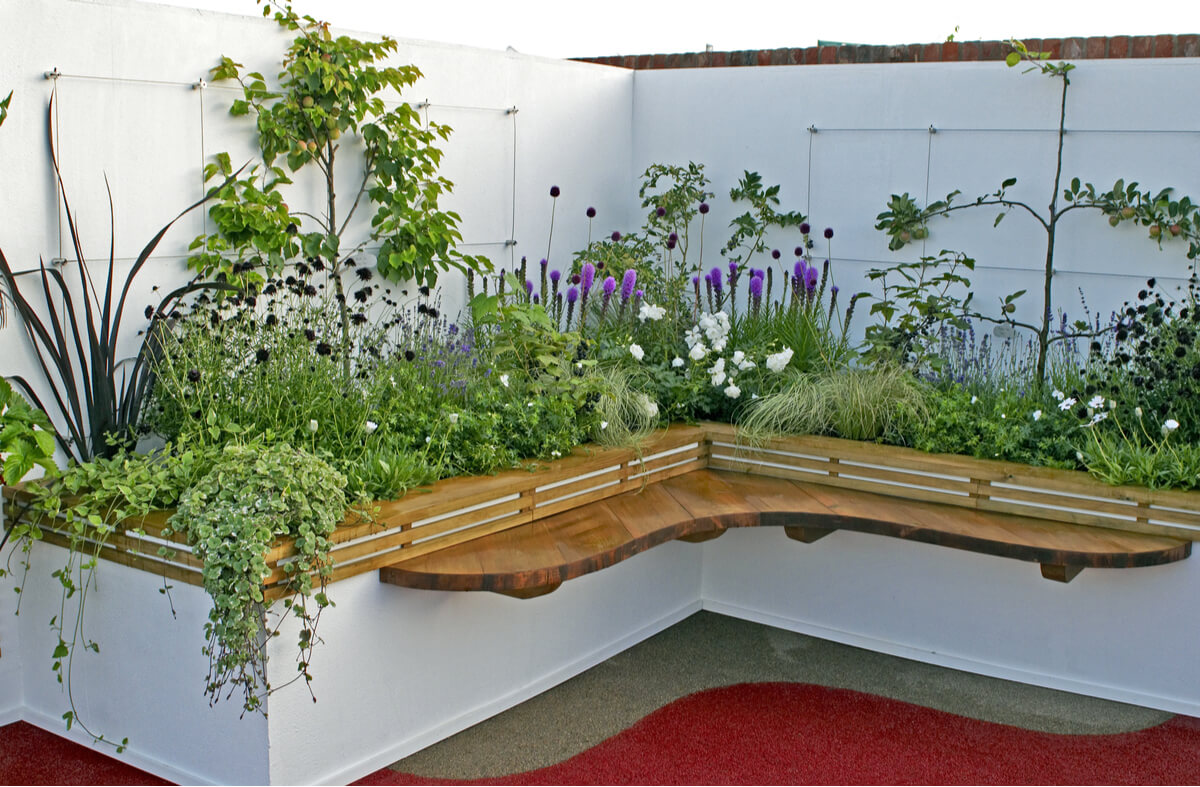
left=390, top=610, right=1172, bottom=780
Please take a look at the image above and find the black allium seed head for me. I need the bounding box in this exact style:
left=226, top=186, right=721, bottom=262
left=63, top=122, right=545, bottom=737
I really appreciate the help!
left=245, top=296, right=257, bottom=308
left=550, top=185, right=560, bottom=198
left=586, top=206, right=596, bottom=218
left=285, top=276, right=297, bottom=286
left=304, top=329, right=317, bottom=342
left=1148, top=277, right=1157, bottom=288
left=1175, top=346, right=1187, bottom=358
left=304, top=285, right=318, bottom=297
left=144, top=305, right=154, bottom=319
left=419, top=285, right=430, bottom=296
left=698, top=203, right=709, bottom=215
left=187, top=369, right=201, bottom=383
left=296, top=262, right=311, bottom=277
left=311, top=258, right=326, bottom=272
left=351, top=313, right=367, bottom=325
left=354, top=289, right=369, bottom=303
left=316, top=342, right=332, bottom=356
left=428, top=308, right=440, bottom=319
left=256, top=348, right=270, bottom=364
left=418, top=303, right=429, bottom=314
left=405, top=350, right=415, bottom=362
left=772, top=249, right=781, bottom=259
left=266, top=314, right=278, bottom=327
left=286, top=222, right=298, bottom=235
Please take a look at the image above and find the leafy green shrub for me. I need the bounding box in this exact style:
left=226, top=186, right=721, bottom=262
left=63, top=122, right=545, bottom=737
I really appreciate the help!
left=0, top=377, right=57, bottom=485
left=169, top=443, right=346, bottom=715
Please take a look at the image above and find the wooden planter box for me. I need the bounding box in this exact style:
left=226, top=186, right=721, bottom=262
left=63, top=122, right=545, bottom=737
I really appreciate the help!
left=3, top=422, right=1197, bottom=598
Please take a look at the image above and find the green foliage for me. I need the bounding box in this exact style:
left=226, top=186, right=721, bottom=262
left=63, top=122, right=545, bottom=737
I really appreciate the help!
left=0, top=378, right=58, bottom=485
left=169, top=443, right=346, bottom=715
left=1077, top=410, right=1200, bottom=490
left=0, top=90, right=10, bottom=127
left=723, top=170, right=807, bottom=268
left=590, top=365, right=660, bottom=448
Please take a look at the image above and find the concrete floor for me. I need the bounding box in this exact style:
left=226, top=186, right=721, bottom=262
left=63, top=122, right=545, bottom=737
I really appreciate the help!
left=390, top=610, right=1173, bottom=780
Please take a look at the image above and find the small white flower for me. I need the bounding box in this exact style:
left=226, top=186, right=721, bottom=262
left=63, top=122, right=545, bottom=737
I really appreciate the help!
left=971, top=395, right=978, bottom=404
left=308, top=419, right=319, bottom=433
left=629, top=343, right=645, bottom=361
left=1089, top=411, right=1108, bottom=426
left=638, top=302, right=666, bottom=322
left=724, top=382, right=741, bottom=399
left=751, top=393, right=759, bottom=400
left=1032, top=410, right=1042, bottom=421
left=1163, top=418, right=1180, bottom=436
left=732, top=350, right=746, bottom=366
left=365, top=420, right=378, bottom=434
left=689, top=342, right=708, bottom=361
left=1059, top=397, right=1076, bottom=411
left=426, top=435, right=432, bottom=444
left=711, top=370, right=727, bottom=387
left=732, top=350, right=756, bottom=371
left=1052, top=390, right=1065, bottom=401
left=765, top=347, right=794, bottom=374
left=1108, top=399, right=1116, bottom=410
left=600, top=421, right=609, bottom=430
left=500, top=373, right=510, bottom=387
left=1088, top=394, right=1105, bottom=410
left=672, top=356, right=685, bottom=368
left=1076, top=451, right=1085, bottom=462
left=551, top=450, right=562, bottom=458
left=1000, top=413, right=1006, bottom=419
left=1135, top=406, right=1144, bottom=418
left=448, top=413, right=459, bottom=425
left=636, top=393, right=659, bottom=419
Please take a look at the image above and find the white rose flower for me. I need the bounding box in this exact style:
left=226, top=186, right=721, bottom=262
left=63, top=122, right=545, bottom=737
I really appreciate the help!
left=765, top=347, right=794, bottom=373
left=638, top=303, right=666, bottom=322
left=672, top=356, right=685, bottom=368
left=724, top=383, right=741, bottom=399
left=629, top=343, right=645, bottom=361
left=689, top=342, right=708, bottom=361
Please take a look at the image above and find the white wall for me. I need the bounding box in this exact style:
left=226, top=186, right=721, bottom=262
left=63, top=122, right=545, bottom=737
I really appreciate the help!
left=631, top=59, right=1200, bottom=341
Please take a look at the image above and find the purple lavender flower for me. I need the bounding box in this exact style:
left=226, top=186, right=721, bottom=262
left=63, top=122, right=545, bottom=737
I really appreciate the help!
left=586, top=206, right=596, bottom=218
left=831, top=284, right=840, bottom=295
left=620, top=269, right=638, bottom=302
left=800, top=222, right=811, bottom=235
left=611, top=231, right=621, bottom=242
left=824, top=227, right=834, bottom=239
left=550, top=185, right=561, bottom=198
left=581, top=262, right=596, bottom=293
left=603, top=276, right=617, bottom=296
left=699, top=202, right=709, bottom=214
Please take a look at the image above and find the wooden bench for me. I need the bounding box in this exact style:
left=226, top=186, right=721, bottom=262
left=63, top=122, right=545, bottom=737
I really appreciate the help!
left=379, top=467, right=1192, bottom=598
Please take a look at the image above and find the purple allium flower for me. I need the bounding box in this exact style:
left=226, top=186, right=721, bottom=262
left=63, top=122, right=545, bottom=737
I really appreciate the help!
left=699, top=202, right=709, bottom=214
left=550, top=269, right=562, bottom=284
left=668, top=232, right=678, bottom=243
left=603, top=276, right=617, bottom=296
left=800, top=222, right=811, bottom=235
left=656, top=207, right=666, bottom=217
left=620, top=269, right=638, bottom=301
left=586, top=206, right=596, bottom=218
left=571, top=273, right=582, bottom=285
left=794, top=246, right=804, bottom=258
left=550, top=185, right=561, bottom=198
left=582, top=262, right=596, bottom=292
left=666, top=238, right=676, bottom=250
left=824, top=227, right=834, bottom=239
left=566, top=286, right=579, bottom=304
left=771, top=249, right=781, bottom=260
left=749, top=275, right=763, bottom=300
left=611, top=231, right=621, bottom=242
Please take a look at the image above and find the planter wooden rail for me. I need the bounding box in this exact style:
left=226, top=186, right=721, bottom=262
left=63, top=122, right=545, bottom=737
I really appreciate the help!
left=2, top=423, right=1196, bottom=601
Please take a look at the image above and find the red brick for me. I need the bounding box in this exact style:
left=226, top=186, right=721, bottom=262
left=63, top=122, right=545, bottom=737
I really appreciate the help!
left=961, top=41, right=980, bottom=61
left=1061, top=37, right=1085, bottom=58
left=980, top=40, right=1004, bottom=60
left=942, top=41, right=959, bottom=60
left=1154, top=34, right=1175, bottom=57
left=921, top=43, right=940, bottom=61
left=1131, top=36, right=1154, bottom=57
left=819, top=46, right=835, bottom=65
left=714, top=52, right=729, bottom=67
left=1107, top=36, right=1131, bottom=58
left=636, top=54, right=652, bottom=69
left=1180, top=35, right=1200, bottom=57
left=652, top=53, right=666, bottom=68
left=804, top=47, right=818, bottom=65
left=753, top=50, right=768, bottom=66
left=1085, top=36, right=1107, bottom=58
left=1041, top=38, right=1062, bottom=58
left=772, top=48, right=790, bottom=65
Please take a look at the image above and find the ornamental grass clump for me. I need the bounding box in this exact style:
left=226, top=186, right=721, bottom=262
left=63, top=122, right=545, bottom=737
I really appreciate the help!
left=168, top=443, right=346, bottom=715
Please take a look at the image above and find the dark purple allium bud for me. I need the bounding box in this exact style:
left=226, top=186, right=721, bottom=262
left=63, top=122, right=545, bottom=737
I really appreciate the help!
left=794, top=247, right=804, bottom=258
left=550, top=185, right=561, bottom=198
left=596, top=261, right=605, bottom=270
left=550, top=269, right=562, bottom=284
left=699, top=202, right=709, bottom=214
left=771, top=249, right=781, bottom=260
left=316, top=342, right=333, bottom=356
left=620, top=269, right=638, bottom=301
left=666, top=238, right=676, bottom=250
left=255, top=347, right=270, bottom=364
left=144, top=305, right=155, bottom=319
left=581, top=262, right=596, bottom=292
left=603, top=276, right=617, bottom=296
left=586, top=206, right=596, bottom=218
left=611, top=231, right=621, bottom=242
left=571, top=273, right=582, bottom=285
left=668, top=232, right=678, bottom=243
left=800, top=222, right=811, bottom=235
left=187, top=368, right=201, bottom=383
left=749, top=275, right=763, bottom=300
left=824, top=227, right=834, bottom=239
left=566, top=286, right=579, bottom=304
left=656, top=207, right=666, bottom=217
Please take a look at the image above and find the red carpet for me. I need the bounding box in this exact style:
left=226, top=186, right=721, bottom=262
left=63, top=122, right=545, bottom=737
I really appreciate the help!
left=3, top=683, right=1199, bottom=785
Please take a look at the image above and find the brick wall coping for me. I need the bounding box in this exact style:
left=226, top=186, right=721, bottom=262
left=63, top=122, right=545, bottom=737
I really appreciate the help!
left=574, top=35, right=1200, bottom=70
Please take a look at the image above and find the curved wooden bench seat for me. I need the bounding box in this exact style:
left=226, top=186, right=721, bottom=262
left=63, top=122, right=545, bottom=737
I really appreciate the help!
left=379, top=469, right=1192, bottom=598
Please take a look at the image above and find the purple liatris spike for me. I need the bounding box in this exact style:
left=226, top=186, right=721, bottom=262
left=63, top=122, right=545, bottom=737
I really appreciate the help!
left=550, top=269, right=561, bottom=284
left=710, top=270, right=723, bottom=294
left=566, top=286, right=579, bottom=304
left=525, top=279, right=534, bottom=295
left=794, top=259, right=808, bottom=281
left=582, top=262, right=596, bottom=293
left=751, top=268, right=764, bottom=280
left=620, top=269, right=637, bottom=302
left=805, top=267, right=819, bottom=290
left=603, top=276, right=617, bottom=296
left=749, top=275, right=763, bottom=300
left=540, top=257, right=548, bottom=268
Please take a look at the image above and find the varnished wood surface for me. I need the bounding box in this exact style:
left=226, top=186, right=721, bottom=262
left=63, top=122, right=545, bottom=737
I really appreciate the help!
left=379, top=468, right=1192, bottom=595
